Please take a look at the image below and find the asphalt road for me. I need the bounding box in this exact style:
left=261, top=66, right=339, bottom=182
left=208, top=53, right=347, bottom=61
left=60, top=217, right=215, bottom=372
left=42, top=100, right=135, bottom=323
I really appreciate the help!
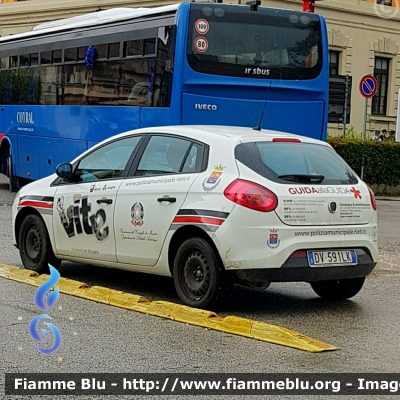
left=1, top=175, right=400, bottom=399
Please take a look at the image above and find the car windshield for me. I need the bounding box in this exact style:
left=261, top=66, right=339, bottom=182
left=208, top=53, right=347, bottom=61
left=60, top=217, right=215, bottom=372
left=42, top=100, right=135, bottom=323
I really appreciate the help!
left=235, top=141, right=358, bottom=185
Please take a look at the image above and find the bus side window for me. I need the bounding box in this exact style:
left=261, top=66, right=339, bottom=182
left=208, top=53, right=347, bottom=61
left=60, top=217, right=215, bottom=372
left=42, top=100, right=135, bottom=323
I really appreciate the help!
left=88, top=61, right=119, bottom=106
left=64, top=65, right=89, bottom=105
left=155, top=26, right=175, bottom=108
left=120, top=59, right=153, bottom=107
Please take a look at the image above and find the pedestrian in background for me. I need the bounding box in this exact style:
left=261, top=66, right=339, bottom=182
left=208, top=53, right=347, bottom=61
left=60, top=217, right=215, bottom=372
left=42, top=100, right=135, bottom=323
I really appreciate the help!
left=378, top=129, right=388, bottom=141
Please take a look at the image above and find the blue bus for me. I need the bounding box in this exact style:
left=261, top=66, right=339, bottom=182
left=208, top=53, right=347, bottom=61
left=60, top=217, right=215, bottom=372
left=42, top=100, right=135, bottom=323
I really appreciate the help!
left=0, top=1, right=328, bottom=191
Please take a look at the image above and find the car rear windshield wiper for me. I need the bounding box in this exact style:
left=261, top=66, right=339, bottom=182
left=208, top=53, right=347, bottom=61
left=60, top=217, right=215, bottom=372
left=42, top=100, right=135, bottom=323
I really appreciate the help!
left=278, top=174, right=325, bottom=183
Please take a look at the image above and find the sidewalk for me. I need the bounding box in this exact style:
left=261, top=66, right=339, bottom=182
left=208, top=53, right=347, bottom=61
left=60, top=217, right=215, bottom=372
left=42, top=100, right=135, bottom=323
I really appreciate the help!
left=376, top=196, right=400, bottom=201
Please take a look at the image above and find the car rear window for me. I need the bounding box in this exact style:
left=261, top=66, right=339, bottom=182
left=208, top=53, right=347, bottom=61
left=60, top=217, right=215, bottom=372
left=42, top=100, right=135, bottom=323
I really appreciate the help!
left=235, top=141, right=358, bottom=185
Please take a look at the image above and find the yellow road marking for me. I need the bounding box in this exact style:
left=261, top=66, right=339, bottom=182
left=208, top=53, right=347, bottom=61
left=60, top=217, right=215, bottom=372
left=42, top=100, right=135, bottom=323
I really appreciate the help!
left=0, top=264, right=337, bottom=353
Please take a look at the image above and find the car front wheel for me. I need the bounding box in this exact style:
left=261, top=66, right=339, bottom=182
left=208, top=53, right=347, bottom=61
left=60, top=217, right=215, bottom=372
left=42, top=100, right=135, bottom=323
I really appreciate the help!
left=310, top=277, right=365, bottom=300
left=173, top=238, right=232, bottom=309
left=19, top=214, right=61, bottom=274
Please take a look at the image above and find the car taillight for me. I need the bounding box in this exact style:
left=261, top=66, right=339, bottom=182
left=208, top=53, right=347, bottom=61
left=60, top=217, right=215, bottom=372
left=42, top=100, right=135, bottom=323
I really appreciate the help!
left=367, top=185, right=377, bottom=211
left=224, top=179, right=278, bottom=212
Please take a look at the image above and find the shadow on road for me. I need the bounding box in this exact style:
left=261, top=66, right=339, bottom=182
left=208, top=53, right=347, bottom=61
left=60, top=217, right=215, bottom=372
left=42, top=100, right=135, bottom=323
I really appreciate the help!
left=58, top=262, right=362, bottom=320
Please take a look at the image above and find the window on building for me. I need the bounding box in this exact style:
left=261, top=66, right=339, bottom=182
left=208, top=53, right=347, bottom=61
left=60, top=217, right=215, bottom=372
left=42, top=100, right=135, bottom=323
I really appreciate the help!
left=376, top=1, right=393, bottom=5
left=372, top=57, right=390, bottom=115
left=328, top=75, right=352, bottom=124
left=328, top=50, right=351, bottom=124
left=329, top=51, right=340, bottom=76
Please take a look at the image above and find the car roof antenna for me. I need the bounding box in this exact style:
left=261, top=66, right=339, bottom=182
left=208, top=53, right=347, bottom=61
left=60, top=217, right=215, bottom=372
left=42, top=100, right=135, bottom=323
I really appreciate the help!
left=253, top=81, right=272, bottom=131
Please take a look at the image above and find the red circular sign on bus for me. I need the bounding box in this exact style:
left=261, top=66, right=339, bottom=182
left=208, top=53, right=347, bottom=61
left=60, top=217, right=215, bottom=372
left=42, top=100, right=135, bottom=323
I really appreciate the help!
left=195, top=19, right=209, bottom=35
left=194, top=37, right=208, bottom=53
left=359, top=75, right=378, bottom=99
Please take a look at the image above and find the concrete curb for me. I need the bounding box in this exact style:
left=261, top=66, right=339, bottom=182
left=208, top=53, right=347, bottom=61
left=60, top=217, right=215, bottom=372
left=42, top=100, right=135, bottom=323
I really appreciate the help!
left=376, top=197, right=400, bottom=201
left=0, top=264, right=337, bottom=353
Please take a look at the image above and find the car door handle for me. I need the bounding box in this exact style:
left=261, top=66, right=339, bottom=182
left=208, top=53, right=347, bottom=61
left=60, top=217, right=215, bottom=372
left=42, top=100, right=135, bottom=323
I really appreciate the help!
left=97, top=198, right=113, bottom=204
left=157, top=197, right=176, bottom=203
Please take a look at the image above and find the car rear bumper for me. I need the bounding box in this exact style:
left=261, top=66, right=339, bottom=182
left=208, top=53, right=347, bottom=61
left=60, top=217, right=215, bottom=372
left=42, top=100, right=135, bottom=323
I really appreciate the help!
left=214, top=202, right=379, bottom=270
left=229, top=249, right=376, bottom=282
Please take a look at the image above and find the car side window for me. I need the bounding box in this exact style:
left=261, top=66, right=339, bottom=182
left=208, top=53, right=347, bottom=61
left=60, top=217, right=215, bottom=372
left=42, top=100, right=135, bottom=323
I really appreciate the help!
left=135, top=136, right=193, bottom=177
left=74, top=136, right=141, bottom=182
left=181, top=143, right=201, bottom=173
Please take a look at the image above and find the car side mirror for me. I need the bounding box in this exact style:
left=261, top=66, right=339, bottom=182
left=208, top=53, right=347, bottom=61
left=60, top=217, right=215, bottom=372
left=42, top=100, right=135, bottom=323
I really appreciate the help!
left=56, top=163, right=73, bottom=180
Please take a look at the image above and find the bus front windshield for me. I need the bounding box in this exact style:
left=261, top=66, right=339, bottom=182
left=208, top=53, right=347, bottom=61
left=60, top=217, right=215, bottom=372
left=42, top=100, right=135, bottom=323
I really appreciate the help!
left=187, top=3, right=323, bottom=80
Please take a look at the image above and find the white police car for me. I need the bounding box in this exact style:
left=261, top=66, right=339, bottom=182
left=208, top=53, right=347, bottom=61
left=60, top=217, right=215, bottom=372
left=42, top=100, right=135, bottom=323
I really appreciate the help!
left=12, top=126, right=378, bottom=309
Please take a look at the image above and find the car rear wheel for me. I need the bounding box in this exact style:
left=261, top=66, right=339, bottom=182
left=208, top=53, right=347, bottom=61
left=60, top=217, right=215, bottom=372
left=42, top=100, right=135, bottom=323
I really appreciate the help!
left=19, top=214, right=61, bottom=274
left=310, top=277, right=365, bottom=300
left=173, top=238, right=232, bottom=309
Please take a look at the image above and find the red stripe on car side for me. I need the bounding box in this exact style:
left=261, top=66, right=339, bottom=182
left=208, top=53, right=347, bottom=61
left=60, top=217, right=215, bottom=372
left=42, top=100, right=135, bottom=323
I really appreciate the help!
left=18, top=200, right=53, bottom=209
left=172, top=216, right=225, bottom=226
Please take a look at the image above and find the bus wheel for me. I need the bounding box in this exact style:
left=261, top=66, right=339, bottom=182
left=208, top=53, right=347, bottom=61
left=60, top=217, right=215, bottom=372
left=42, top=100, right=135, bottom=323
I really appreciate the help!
left=173, top=237, right=232, bottom=309
left=19, top=214, right=61, bottom=274
left=310, top=277, right=365, bottom=300
left=7, top=153, right=17, bottom=192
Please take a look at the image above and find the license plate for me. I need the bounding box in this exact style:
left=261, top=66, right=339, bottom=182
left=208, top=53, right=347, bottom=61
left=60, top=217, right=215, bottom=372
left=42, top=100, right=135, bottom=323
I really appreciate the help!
left=307, top=250, right=357, bottom=267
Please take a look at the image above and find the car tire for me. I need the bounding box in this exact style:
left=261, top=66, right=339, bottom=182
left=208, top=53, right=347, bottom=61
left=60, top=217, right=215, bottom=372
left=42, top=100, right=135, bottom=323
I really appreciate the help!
left=19, top=214, right=61, bottom=274
left=173, top=237, right=233, bottom=309
left=7, top=153, right=18, bottom=193
left=310, top=277, right=365, bottom=300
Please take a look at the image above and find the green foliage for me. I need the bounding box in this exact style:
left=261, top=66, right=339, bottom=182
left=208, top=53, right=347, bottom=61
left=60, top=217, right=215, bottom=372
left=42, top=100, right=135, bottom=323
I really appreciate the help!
left=327, top=126, right=363, bottom=140
left=343, top=126, right=363, bottom=140
left=328, top=136, right=400, bottom=186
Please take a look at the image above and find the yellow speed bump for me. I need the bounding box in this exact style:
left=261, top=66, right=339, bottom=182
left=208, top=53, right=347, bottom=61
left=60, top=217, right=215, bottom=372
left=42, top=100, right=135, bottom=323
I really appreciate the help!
left=0, top=263, right=337, bottom=353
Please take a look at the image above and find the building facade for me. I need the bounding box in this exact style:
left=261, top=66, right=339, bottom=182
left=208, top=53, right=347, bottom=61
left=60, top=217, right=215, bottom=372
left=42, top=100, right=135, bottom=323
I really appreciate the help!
left=0, top=0, right=399, bottom=137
